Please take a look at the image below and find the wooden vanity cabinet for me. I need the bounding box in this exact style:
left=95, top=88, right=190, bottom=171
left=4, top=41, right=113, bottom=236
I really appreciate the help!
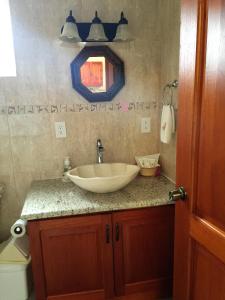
left=28, top=205, right=174, bottom=300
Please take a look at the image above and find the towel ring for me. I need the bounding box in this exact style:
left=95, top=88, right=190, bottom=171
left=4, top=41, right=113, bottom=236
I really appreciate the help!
left=162, top=80, right=179, bottom=106
left=162, top=85, right=173, bottom=105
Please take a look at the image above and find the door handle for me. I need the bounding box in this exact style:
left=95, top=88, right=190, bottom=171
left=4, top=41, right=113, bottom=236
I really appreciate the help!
left=115, top=223, right=120, bottom=241
left=169, top=187, right=187, bottom=202
left=106, top=224, right=110, bottom=243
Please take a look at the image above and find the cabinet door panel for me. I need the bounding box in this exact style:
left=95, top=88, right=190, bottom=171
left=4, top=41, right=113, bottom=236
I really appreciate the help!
left=41, top=225, right=103, bottom=295
left=113, top=206, right=174, bottom=299
left=29, top=214, right=114, bottom=300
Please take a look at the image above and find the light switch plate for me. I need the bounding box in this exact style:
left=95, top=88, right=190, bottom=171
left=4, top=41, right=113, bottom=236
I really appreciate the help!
left=141, top=117, right=151, bottom=133
left=55, top=121, right=67, bottom=138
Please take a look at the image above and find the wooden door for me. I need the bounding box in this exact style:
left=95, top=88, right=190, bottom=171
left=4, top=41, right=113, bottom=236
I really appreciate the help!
left=174, top=0, right=225, bottom=299
left=113, top=206, right=174, bottom=299
left=28, top=214, right=114, bottom=300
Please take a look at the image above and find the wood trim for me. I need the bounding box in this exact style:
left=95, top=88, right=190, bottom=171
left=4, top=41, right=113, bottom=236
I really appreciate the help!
left=49, top=287, right=172, bottom=300
left=173, top=0, right=208, bottom=299
left=188, top=240, right=198, bottom=300
left=187, top=1, right=208, bottom=299
left=112, top=290, right=169, bottom=300
left=28, top=221, right=47, bottom=300
left=39, top=214, right=111, bottom=230
left=190, top=216, right=225, bottom=264
left=125, top=277, right=172, bottom=297
left=191, top=0, right=208, bottom=214
left=48, top=290, right=104, bottom=300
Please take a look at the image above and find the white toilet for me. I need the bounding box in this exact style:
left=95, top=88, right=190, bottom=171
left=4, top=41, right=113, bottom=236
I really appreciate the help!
left=0, top=238, right=32, bottom=300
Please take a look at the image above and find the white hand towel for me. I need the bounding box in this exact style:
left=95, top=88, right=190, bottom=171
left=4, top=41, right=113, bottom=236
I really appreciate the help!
left=170, top=105, right=176, bottom=133
left=160, top=105, right=173, bottom=144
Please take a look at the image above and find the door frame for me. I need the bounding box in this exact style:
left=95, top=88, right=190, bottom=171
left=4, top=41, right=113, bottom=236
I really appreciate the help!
left=173, top=0, right=208, bottom=299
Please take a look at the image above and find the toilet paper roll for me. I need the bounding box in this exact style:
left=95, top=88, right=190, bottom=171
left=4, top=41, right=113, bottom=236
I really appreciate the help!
left=10, top=219, right=27, bottom=238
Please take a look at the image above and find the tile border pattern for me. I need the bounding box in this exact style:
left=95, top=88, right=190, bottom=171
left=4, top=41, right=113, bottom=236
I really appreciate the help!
left=0, top=101, right=157, bottom=115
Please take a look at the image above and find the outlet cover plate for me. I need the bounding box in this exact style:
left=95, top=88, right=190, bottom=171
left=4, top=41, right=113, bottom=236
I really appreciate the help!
left=141, top=117, right=151, bottom=133
left=55, top=121, right=67, bottom=138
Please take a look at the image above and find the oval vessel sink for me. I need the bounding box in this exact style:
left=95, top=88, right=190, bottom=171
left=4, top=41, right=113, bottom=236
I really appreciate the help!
left=67, top=163, right=140, bottom=193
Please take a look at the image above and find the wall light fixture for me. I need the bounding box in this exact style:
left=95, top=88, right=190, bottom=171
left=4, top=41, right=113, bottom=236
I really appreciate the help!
left=59, top=10, right=130, bottom=43
left=60, top=10, right=81, bottom=42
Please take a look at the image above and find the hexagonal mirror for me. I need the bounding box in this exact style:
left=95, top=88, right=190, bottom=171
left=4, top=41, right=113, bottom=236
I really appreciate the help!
left=70, top=46, right=125, bottom=102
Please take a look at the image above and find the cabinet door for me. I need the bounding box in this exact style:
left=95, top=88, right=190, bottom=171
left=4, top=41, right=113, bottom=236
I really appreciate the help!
left=29, top=214, right=114, bottom=300
left=113, top=206, right=174, bottom=299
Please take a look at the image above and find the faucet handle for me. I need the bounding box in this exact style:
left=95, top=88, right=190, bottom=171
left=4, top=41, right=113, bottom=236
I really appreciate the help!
left=97, top=139, right=103, bottom=147
left=97, top=139, right=104, bottom=152
left=96, top=139, right=104, bottom=163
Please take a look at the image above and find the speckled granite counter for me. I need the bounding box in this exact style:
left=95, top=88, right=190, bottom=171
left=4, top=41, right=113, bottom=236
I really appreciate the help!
left=21, top=176, right=175, bottom=221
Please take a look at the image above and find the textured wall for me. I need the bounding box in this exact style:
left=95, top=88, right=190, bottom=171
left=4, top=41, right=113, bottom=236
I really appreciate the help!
left=0, top=0, right=160, bottom=240
left=159, top=0, right=181, bottom=181
left=0, top=0, right=180, bottom=240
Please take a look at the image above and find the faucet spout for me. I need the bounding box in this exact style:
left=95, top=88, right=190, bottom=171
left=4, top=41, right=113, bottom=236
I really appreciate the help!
left=96, top=139, right=104, bottom=164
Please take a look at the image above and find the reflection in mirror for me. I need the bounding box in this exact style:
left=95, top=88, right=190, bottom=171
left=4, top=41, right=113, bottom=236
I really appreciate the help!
left=80, top=57, right=114, bottom=93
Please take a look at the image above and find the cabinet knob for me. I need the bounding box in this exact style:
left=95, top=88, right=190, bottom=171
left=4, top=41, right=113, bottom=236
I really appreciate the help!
left=169, top=187, right=187, bottom=202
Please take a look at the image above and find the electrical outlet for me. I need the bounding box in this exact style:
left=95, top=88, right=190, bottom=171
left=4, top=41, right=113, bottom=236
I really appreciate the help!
left=141, top=117, right=151, bottom=133
left=55, top=121, right=67, bottom=138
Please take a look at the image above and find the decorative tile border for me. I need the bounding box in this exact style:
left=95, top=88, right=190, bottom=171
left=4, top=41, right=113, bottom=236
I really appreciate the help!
left=0, top=101, right=157, bottom=115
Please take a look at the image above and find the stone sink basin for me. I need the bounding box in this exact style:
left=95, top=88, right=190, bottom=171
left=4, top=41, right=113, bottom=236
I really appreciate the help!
left=67, top=163, right=140, bottom=193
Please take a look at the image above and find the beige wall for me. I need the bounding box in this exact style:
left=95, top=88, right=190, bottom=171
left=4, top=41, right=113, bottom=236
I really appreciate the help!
left=159, top=0, right=181, bottom=181
left=0, top=0, right=180, bottom=241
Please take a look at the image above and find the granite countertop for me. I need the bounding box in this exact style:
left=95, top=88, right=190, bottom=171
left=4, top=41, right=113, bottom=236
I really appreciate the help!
left=21, top=176, right=175, bottom=221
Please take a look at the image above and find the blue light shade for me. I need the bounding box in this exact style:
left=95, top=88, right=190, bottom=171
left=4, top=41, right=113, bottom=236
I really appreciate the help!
left=118, top=12, right=128, bottom=25
left=66, top=10, right=76, bottom=23
left=87, top=11, right=107, bottom=41
left=91, top=11, right=102, bottom=24
left=60, top=10, right=81, bottom=42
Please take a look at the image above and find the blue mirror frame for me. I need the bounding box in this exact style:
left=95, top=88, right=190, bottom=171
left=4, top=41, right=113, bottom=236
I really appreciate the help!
left=70, top=46, right=125, bottom=102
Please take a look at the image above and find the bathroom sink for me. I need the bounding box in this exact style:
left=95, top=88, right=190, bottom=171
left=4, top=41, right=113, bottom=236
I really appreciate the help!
left=67, top=163, right=140, bottom=193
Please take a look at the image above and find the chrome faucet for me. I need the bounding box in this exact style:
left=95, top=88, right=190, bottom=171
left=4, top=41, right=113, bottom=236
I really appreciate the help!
left=96, top=139, right=104, bottom=164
